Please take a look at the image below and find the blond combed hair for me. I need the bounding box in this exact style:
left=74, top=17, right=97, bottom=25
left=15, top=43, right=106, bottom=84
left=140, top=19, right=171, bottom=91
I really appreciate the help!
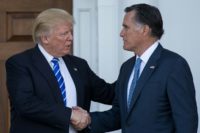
left=32, top=8, right=73, bottom=43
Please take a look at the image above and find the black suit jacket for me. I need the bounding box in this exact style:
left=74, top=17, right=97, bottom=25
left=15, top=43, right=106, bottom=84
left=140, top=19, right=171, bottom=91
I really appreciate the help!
left=91, top=44, right=198, bottom=133
left=6, top=46, right=115, bottom=133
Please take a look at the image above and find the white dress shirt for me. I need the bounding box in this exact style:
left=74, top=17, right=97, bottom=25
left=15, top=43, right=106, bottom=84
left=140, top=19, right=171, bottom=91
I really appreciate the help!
left=127, top=41, right=159, bottom=101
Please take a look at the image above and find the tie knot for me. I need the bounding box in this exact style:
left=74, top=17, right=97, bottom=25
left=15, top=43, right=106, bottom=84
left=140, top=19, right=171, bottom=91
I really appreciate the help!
left=135, top=57, right=142, bottom=67
left=51, top=57, right=59, bottom=64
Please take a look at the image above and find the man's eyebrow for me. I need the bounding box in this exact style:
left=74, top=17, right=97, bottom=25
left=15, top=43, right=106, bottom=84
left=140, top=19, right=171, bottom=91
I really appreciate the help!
left=122, top=24, right=128, bottom=28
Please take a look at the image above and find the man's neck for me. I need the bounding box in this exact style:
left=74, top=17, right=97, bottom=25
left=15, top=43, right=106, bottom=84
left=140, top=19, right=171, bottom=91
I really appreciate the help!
left=135, top=37, right=158, bottom=56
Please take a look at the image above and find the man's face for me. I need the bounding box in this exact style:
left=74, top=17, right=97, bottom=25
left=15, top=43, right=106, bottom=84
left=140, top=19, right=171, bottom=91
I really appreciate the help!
left=120, top=11, right=143, bottom=52
left=43, top=21, right=73, bottom=57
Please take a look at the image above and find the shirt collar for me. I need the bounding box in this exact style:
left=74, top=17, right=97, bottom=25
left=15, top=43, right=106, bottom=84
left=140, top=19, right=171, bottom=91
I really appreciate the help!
left=38, top=44, right=54, bottom=63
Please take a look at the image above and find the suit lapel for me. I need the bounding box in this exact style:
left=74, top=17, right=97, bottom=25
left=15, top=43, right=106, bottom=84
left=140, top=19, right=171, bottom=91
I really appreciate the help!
left=62, top=56, right=84, bottom=107
left=121, top=57, right=136, bottom=114
left=31, top=46, right=64, bottom=104
left=127, top=44, right=163, bottom=117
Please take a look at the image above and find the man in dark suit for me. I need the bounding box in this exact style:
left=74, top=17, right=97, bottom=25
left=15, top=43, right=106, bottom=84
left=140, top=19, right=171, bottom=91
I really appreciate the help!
left=90, top=3, right=198, bottom=133
left=5, top=8, right=115, bottom=133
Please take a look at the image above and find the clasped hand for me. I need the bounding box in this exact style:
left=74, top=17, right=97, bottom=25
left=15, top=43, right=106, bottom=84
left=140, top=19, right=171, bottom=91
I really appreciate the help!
left=70, top=106, right=91, bottom=130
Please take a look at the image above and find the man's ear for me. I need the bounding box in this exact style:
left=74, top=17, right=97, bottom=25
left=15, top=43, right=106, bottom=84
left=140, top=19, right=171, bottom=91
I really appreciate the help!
left=141, top=24, right=151, bottom=36
left=40, top=34, right=49, bottom=44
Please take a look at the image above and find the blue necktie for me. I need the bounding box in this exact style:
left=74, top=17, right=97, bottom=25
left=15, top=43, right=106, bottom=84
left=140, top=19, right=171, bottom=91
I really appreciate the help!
left=51, top=58, right=67, bottom=106
left=127, top=57, right=142, bottom=108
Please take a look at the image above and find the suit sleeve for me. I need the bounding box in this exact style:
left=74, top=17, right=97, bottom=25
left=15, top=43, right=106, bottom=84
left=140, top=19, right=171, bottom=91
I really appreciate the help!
left=85, top=61, right=115, bottom=104
left=90, top=80, right=121, bottom=133
left=6, top=58, right=71, bottom=129
left=89, top=63, right=127, bottom=133
left=167, top=57, right=198, bottom=133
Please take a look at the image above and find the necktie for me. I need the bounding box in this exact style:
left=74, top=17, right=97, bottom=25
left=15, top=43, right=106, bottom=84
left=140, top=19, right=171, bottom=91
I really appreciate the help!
left=127, top=57, right=142, bottom=108
left=51, top=57, right=67, bottom=106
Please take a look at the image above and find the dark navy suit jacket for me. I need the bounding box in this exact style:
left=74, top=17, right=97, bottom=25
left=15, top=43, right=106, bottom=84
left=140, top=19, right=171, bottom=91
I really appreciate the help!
left=91, top=44, right=198, bottom=133
left=6, top=46, right=115, bottom=133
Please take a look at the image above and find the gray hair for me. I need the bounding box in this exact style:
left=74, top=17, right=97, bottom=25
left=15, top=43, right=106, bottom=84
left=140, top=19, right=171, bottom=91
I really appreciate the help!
left=32, top=8, right=73, bottom=43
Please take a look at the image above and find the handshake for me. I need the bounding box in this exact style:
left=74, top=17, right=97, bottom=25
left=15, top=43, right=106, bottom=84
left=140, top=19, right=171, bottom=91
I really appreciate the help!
left=70, top=106, right=91, bottom=131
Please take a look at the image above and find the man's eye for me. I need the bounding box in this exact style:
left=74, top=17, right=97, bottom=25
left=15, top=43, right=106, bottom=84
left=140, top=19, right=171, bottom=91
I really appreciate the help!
left=61, top=32, right=67, bottom=36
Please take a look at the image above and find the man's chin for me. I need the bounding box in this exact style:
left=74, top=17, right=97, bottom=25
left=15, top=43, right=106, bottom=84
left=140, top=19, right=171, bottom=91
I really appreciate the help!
left=123, top=45, right=129, bottom=51
left=61, top=49, right=71, bottom=55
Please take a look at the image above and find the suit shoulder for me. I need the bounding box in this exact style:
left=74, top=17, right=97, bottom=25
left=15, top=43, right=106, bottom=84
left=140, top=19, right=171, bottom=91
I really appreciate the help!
left=122, top=56, right=135, bottom=67
left=158, top=48, right=192, bottom=72
left=162, top=48, right=187, bottom=63
left=118, top=56, right=135, bottom=73
left=6, top=48, right=34, bottom=64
